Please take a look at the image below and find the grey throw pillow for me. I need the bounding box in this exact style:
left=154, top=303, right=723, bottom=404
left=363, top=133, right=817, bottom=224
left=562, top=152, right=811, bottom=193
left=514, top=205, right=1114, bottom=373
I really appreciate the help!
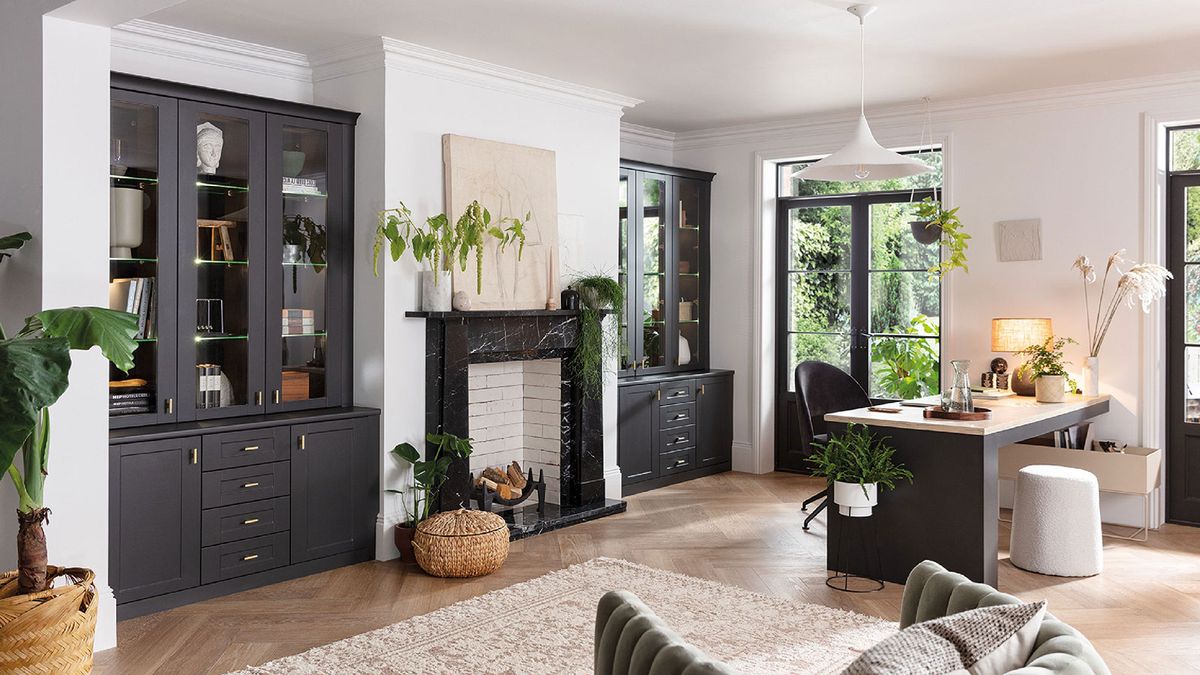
left=842, top=601, right=1047, bottom=675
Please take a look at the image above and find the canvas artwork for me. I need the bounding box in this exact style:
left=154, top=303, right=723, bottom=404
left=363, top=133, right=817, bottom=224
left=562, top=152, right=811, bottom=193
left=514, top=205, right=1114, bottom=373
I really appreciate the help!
left=995, top=219, right=1043, bottom=262
left=442, top=134, right=559, bottom=310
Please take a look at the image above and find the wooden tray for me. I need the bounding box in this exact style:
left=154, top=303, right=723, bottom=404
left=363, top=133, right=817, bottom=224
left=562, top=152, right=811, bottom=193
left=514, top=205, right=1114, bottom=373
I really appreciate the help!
left=923, top=406, right=992, bottom=421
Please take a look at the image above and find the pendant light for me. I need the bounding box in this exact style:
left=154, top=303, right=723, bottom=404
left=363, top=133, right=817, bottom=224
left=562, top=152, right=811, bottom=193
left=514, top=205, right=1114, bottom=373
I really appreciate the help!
left=793, top=5, right=931, bottom=182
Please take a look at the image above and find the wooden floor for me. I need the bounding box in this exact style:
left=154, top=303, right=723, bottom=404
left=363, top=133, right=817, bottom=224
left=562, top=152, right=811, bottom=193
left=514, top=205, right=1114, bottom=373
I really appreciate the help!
left=95, top=472, right=1200, bottom=674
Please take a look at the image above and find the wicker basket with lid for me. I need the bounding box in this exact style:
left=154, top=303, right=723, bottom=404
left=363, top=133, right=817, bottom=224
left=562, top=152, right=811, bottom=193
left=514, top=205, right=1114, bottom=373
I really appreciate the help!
left=412, top=509, right=510, bottom=577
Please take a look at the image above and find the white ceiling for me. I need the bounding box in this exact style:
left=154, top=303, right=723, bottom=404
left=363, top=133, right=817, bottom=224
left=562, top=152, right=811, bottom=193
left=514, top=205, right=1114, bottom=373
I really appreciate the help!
left=143, top=0, right=1200, bottom=132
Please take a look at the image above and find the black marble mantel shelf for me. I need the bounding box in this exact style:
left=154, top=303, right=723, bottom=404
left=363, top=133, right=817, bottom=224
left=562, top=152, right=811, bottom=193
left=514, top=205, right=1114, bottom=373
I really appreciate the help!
left=406, top=309, right=612, bottom=319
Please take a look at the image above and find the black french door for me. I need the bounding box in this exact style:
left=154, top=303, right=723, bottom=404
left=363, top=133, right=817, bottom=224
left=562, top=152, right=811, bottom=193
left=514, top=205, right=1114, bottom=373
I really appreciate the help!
left=1167, top=170, right=1200, bottom=524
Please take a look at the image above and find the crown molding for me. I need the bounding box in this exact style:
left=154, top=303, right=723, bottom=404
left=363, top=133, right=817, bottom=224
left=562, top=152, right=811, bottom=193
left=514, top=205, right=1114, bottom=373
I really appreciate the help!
left=619, top=122, right=676, bottom=152
left=111, top=19, right=312, bottom=83
left=312, top=37, right=642, bottom=115
left=669, top=69, right=1200, bottom=151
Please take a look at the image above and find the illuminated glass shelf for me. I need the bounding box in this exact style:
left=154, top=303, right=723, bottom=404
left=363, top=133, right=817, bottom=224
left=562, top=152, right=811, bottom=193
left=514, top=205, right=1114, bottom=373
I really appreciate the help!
left=111, top=174, right=159, bottom=184
left=195, top=259, right=249, bottom=266
left=196, top=334, right=248, bottom=342
left=282, top=261, right=327, bottom=268
left=283, top=190, right=328, bottom=199
left=196, top=180, right=249, bottom=193
left=111, top=257, right=158, bottom=263
left=281, top=331, right=327, bottom=338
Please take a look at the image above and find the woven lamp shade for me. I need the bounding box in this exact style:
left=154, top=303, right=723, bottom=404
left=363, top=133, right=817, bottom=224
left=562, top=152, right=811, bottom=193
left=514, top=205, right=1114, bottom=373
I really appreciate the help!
left=991, top=318, right=1052, bottom=353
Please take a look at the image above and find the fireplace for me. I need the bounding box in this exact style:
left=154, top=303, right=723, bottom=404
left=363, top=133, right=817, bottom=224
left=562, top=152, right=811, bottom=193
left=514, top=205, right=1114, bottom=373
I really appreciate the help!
left=408, top=309, right=625, bottom=537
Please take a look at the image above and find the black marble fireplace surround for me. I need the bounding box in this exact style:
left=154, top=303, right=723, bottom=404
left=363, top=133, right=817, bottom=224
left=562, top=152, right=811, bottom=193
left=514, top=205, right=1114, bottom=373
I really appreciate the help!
left=407, top=309, right=625, bottom=538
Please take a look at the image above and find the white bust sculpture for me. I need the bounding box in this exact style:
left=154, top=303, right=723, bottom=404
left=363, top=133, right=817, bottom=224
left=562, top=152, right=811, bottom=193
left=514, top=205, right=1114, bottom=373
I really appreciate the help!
left=196, top=122, right=224, bottom=175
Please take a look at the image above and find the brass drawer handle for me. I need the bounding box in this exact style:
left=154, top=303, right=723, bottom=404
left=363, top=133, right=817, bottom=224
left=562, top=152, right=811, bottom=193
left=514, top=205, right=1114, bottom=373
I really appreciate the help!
left=242, top=482, right=260, bottom=489
left=670, top=389, right=687, bottom=398
left=673, top=458, right=687, bottom=467
left=674, top=435, right=687, bottom=443
left=671, top=413, right=687, bottom=421
left=242, top=445, right=259, bottom=453
left=242, top=518, right=260, bottom=525
left=242, top=554, right=259, bottom=561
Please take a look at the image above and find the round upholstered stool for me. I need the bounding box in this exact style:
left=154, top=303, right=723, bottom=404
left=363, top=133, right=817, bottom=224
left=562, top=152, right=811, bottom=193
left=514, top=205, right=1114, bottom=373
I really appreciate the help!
left=1009, top=464, right=1103, bottom=577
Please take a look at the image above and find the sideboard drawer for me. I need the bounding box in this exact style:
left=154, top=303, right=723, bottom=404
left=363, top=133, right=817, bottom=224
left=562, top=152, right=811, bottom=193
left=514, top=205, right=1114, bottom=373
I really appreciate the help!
left=660, top=447, right=695, bottom=475
left=659, top=426, right=695, bottom=453
left=202, top=427, right=291, bottom=471
left=202, top=462, right=290, bottom=508
left=659, top=402, right=696, bottom=429
left=658, top=381, right=695, bottom=404
left=201, top=496, right=290, bottom=546
left=201, top=532, right=289, bottom=584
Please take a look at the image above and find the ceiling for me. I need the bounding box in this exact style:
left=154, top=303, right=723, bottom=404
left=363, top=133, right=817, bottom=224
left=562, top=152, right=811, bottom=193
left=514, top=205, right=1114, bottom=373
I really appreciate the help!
left=142, top=0, right=1200, bottom=132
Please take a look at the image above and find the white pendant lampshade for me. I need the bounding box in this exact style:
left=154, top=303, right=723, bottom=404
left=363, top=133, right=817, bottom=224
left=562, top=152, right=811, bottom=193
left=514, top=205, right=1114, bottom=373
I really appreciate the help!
left=793, top=5, right=932, bottom=183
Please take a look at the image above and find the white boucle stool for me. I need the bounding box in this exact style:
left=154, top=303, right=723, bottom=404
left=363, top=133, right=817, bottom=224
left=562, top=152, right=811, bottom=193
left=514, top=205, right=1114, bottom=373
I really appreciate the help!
left=1009, top=464, right=1103, bottom=577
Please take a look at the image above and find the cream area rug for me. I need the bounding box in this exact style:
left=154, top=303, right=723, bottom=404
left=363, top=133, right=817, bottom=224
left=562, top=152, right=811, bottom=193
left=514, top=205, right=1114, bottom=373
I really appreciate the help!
left=230, top=557, right=895, bottom=675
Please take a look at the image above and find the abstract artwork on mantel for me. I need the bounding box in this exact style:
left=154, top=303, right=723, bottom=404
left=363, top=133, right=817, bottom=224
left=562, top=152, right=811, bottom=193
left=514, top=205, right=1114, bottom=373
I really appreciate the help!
left=995, top=219, right=1042, bottom=262
left=443, top=134, right=559, bottom=310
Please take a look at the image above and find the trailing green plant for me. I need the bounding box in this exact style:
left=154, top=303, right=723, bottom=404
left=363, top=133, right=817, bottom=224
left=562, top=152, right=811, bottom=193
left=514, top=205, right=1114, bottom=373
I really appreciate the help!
left=386, top=432, right=474, bottom=526
left=283, top=214, right=327, bottom=266
left=568, top=274, right=625, bottom=399
left=806, top=423, right=913, bottom=498
left=372, top=200, right=528, bottom=294
left=0, top=231, right=140, bottom=593
left=1014, top=335, right=1078, bottom=390
left=913, top=197, right=969, bottom=279
left=871, top=315, right=940, bottom=399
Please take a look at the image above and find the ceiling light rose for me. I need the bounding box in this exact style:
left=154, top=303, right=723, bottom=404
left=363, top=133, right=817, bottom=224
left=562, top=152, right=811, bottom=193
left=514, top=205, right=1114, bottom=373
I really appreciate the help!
left=794, top=4, right=932, bottom=182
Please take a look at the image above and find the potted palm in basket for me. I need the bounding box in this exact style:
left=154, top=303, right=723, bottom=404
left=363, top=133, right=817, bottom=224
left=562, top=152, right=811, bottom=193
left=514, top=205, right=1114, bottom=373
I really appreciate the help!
left=807, top=423, right=912, bottom=517
left=386, top=432, right=473, bottom=560
left=0, top=231, right=139, bottom=672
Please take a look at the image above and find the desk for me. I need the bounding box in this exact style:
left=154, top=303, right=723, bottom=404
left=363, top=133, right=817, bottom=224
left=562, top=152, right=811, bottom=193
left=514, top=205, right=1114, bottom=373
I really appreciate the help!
left=824, top=394, right=1110, bottom=587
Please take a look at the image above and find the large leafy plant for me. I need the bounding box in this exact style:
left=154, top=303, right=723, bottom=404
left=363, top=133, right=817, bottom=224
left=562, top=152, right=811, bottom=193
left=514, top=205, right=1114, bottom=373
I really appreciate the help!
left=0, top=232, right=139, bottom=593
left=807, top=423, right=913, bottom=498
left=372, top=200, right=527, bottom=294
left=871, top=315, right=940, bottom=399
left=568, top=274, right=625, bottom=399
left=386, top=432, right=474, bottom=526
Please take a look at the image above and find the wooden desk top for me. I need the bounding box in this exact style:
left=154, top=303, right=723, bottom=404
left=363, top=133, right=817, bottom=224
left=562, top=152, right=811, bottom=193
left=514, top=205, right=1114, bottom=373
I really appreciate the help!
left=825, top=394, right=1111, bottom=436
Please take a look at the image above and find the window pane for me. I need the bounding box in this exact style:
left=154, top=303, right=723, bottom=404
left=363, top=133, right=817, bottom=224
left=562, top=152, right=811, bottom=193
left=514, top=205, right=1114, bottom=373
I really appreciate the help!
left=1171, top=128, right=1200, bottom=172
left=789, top=206, right=850, bottom=271
left=790, top=272, right=850, bottom=332
left=780, top=150, right=942, bottom=197
left=870, top=272, right=940, bottom=335
left=871, top=202, right=939, bottom=271
left=1187, top=185, right=1200, bottom=262
left=788, top=333, right=850, bottom=391
left=1187, top=346, right=1200, bottom=422
left=1187, top=265, right=1200, bottom=344
left=870, top=336, right=940, bottom=399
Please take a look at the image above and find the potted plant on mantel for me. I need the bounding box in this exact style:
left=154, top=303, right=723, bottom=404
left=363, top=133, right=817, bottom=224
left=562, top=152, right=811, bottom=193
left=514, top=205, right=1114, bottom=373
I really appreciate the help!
left=386, top=432, right=474, bottom=561
left=807, top=423, right=912, bottom=518
left=372, top=200, right=527, bottom=311
left=1014, top=336, right=1078, bottom=404
left=0, top=231, right=139, bottom=669
left=567, top=273, right=625, bottom=400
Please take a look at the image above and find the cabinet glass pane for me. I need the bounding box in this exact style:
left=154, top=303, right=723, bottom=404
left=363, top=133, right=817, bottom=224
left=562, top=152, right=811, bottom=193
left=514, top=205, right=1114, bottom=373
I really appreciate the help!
left=1186, top=346, right=1200, bottom=423
left=641, top=176, right=667, bottom=367
left=193, top=113, right=252, bottom=410
left=677, top=180, right=702, bottom=366
left=618, top=173, right=630, bottom=365
left=279, top=125, right=329, bottom=402
left=109, top=100, right=160, bottom=417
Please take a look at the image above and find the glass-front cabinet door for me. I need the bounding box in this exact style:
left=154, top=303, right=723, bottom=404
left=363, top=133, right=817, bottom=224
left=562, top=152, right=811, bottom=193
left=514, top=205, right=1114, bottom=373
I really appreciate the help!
left=674, top=177, right=708, bottom=370
left=265, top=116, right=345, bottom=411
left=109, top=91, right=178, bottom=428
left=177, top=102, right=266, bottom=419
left=638, top=172, right=672, bottom=372
left=618, top=169, right=635, bottom=367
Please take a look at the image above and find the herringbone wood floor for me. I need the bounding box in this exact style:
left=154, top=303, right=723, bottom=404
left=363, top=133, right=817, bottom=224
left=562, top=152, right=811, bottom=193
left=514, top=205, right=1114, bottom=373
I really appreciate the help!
left=94, top=472, right=1200, bottom=674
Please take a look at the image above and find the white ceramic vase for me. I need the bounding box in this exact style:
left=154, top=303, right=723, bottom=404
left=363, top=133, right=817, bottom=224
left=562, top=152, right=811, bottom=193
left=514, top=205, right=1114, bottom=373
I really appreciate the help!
left=1034, top=374, right=1067, bottom=403
left=110, top=186, right=144, bottom=257
left=421, top=270, right=454, bottom=312
left=833, top=480, right=878, bottom=518
left=678, top=333, right=691, bottom=365
left=1082, top=357, right=1100, bottom=397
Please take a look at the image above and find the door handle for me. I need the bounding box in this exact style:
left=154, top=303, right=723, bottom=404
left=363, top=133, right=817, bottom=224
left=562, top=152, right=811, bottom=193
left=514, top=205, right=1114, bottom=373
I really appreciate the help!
left=165, top=398, right=174, bottom=414
left=656, top=389, right=661, bottom=401
left=700, top=384, right=706, bottom=396
left=189, top=448, right=198, bottom=465
left=273, top=390, right=281, bottom=404
left=298, top=434, right=306, bottom=450
left=255, top=391, right=264, bottom=406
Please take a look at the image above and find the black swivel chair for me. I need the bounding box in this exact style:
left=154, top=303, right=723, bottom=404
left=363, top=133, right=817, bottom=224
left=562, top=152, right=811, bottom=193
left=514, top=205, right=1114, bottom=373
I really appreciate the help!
left=793, top=360, right=871, bottom=531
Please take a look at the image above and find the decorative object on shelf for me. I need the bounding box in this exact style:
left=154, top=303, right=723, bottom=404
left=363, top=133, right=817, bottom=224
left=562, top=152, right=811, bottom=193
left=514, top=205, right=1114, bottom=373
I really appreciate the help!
left=110, top=137, right=127, bottom=176
left=791, top=5, right=931, bottom=182
left=996, top=219, right=1043, bottom=262
left=911, top=197, right=969, bottom=278
left=991, top=318, right=1053, bottom=396
left=940, top=359, right=974, bottom=413
left=1013, top=336, right=1077, bottom=403
left=282, top=244, right=303, bottom=264
left=282, top=150, right=305, bottom=177
left=197, top=219, right=237, bottom=261
left=195, top=122, right=224, bottom=175
left=678, top=299, right=694, bottom=322
left=282, top=176, right=321, bottom=195
left=560, top=288, right=580, bottom=311
left=545, top=247, right=560, bottom=310
left=110, top=186, right=145, bottom=258
left=281, top=369, right=309, bottom=401
left=678, top=260, right=690, bottom=274
left=281, top=308, right=314, bottom=336
left=196, top=299, right=224, bottom=335
left=411, top=508, right=509, bottom=578
left=807, top=423, right=912, bottom=518
left=982, top=356, right=1010, bottom=391
left=451, top=290, right=472, bottom=311
left=678, top=333, right=692, bottom=366
left=196, top=363, right=224, bottom=409
left=567, top=274, right=625, bottom=399
left=282, top=214, right=326, bottom=266
left=443, top=134, right=555, bottom=309
left=373, top=200, right=527, bottom=310
left=387, top=432, right=474, bottom=536
left=1072, top=250, right=1172, bottom=397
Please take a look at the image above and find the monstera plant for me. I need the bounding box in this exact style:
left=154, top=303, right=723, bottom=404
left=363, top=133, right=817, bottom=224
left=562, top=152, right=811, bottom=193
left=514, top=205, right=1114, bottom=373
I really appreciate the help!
left=0, top=231, right=139, bottom=593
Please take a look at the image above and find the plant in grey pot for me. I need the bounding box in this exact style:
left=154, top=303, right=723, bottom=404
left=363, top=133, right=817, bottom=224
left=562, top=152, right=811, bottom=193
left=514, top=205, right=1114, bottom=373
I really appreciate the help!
left=910, top=197, right=970, bottom=278
left=387, top=432, right=473, bottom=560
left=807, top=423, right=912, bottom=517
left=1014, top=336, right=1077, bottom=403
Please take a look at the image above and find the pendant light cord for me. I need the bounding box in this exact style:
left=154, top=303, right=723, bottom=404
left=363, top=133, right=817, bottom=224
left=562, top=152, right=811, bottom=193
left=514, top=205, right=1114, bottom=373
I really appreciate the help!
left=858, top=17, right=866, bottom=117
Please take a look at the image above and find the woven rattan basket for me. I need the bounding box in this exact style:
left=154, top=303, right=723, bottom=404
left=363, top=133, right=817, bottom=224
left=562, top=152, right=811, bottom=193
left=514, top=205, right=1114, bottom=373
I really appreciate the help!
left=0, top=566, right=98, bottom=674
left=412, top=509, right=510, bottom=578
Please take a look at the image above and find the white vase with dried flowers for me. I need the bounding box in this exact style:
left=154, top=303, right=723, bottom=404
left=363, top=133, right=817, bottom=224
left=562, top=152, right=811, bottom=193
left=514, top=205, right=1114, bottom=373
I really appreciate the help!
left=1072, top=249, right=1173, bottom=396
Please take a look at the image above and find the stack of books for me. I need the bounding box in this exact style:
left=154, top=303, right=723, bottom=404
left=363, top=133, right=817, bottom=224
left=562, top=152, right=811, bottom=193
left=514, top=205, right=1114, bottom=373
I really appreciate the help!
left=109, top=379, right=153, bottom=416
left=282, top=308, right=315, bottom=335
left=282, top=177, right=322, bottom=195
left=197, top=364, right=224, bottom=408
left=109, top=277, right=156, bottom=339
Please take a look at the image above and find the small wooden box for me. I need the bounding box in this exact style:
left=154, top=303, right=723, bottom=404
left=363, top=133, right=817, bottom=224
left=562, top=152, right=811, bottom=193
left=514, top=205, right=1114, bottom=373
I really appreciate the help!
left=999, top=443, right=1161, bottom=495
left=281, top=370, right=310, bottom=402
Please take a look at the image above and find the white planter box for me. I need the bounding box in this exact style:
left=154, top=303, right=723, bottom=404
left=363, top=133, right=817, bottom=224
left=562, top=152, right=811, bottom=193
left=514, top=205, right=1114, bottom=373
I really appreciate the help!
left=998, top=443, right=1161, bottom=495
left=833, top=480, right=878, bottom=517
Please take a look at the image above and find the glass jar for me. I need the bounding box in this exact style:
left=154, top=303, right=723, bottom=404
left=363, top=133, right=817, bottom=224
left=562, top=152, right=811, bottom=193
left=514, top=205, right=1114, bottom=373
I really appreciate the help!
left=943, top=359, right=974, bottom=412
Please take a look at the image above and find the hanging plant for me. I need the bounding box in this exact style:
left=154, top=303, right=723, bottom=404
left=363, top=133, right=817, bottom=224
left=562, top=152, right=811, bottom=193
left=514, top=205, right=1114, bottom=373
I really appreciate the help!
left=567, top=274, right=625, bottom=399
left=912, top=197, right=969, bottom=279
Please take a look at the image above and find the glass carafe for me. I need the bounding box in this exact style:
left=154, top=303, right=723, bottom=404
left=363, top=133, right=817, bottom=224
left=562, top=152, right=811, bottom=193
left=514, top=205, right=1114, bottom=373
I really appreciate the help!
left=943, top=359, right=974, bottom=412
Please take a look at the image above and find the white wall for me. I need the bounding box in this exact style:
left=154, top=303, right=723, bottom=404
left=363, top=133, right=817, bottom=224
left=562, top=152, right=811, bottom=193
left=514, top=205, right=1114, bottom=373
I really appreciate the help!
left=671, top=75, right=1200, bottom=526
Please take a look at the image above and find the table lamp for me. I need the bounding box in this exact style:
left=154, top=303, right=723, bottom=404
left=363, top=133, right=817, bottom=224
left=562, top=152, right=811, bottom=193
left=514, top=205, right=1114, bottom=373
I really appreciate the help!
left=991, top=318, right=1052, bottom=396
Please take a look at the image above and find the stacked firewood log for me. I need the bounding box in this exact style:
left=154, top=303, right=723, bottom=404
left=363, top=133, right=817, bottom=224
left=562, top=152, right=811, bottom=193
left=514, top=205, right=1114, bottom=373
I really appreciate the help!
left=475, top=460, right=528, bottom=499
